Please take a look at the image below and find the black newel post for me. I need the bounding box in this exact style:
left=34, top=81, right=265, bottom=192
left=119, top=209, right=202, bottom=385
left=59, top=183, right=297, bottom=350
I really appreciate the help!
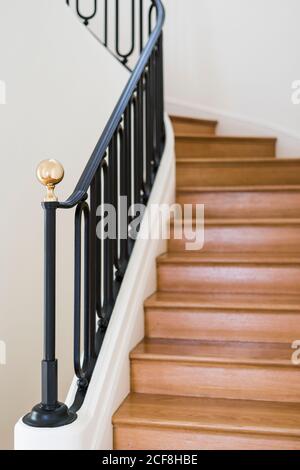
left=23, top=160, right=76, bottom=428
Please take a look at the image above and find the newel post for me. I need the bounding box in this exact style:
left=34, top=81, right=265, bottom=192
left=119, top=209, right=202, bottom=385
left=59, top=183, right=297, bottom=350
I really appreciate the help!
left=23, top=160, right=76, bottom=427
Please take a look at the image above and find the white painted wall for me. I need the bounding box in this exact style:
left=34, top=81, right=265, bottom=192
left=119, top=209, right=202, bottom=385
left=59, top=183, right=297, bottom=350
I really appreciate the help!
left=163, top=0, right=300, bottom=156
left=15, top=115, right=175, bottom=450
left=0, top=0, right=128, bottom=449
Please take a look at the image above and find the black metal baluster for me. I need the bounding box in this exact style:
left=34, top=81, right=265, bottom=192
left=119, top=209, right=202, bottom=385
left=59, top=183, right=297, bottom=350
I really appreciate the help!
left=74, top=201, right=90, bottom=386
left=140, top=0, right=144, bottom=52
left=124, top=105, right=133, bottom=253
left=155, top=43, right=161, bottom=166
left=88, top=178, right=97, bottom=366
left=148, top=1, right=157, bottom=35
left=129, top=99, right=136, bottom=252
left=95, top=166, right=102, bottom=320
left=116, top=0, right=135, bottom=65
left=148, top=50, right=158, bottom=174
left=145, top=59, right=154, bottom=192
left=104, top=0, right=108, bottom=47
left=138, top=78, right=145, bottom=201
left=118, top=122, right=129, bottom=277
left=110, top=131, right=121, bottom=294
left=161, top=34, right=166, bottom=147
left=133, top=93, right=139, bottom=206
left=108, top=133, right=118, bottom=273
left=76, top=0, right=98, bottom=26
left=102, top=158, right=114, bottom=320
left=157, top=33, right=165, bottom=156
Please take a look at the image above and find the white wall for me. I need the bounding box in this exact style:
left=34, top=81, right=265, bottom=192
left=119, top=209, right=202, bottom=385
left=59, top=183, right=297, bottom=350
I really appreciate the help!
left=0, top=0, right=128, bottom=449
left=163, top=0, right=300, bottom=156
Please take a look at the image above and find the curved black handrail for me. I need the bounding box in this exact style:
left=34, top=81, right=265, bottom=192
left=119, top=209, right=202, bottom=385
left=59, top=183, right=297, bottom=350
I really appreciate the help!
left=23, top=0, right=166, bottom=428
left=60, top=0, right=165, bottom=209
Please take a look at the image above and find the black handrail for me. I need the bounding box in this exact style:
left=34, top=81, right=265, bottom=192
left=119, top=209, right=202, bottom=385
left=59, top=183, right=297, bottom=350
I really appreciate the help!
left=23, top=0, right=165, bottom=428
left=61, top=0, right=165, bottom=209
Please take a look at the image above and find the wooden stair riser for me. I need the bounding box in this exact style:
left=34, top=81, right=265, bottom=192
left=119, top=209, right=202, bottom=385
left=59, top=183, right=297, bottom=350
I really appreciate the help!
left=177, top=160, right=300, bottom=187
left=158, top=262, right=300, bottom=295
left=171, top=116, right=217, bottom=136
left=145, top=307, right=300, bottom=343
left=177, top=190, right=300, bottom=219
left=169, top=222, right=300, bottom=253
left=114, top=425, right=300, bottom=451
left=131, top=360, right=300, bottom=403
left=175, top=137, right=276, bottom=159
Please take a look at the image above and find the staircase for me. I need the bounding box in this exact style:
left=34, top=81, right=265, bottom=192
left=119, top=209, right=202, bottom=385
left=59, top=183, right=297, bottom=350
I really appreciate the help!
left=113, top=115, right=300, bottom=450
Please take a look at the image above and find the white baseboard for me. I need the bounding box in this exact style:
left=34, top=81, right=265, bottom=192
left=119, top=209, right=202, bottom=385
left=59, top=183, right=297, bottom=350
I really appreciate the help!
left=14, top=114, right=176, bottom=450
left=166, top=97, right=300, bottom=157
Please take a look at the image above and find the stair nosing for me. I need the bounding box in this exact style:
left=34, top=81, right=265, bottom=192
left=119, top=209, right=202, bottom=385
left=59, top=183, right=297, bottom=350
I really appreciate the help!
left=130, top=340, right=295, bottom=368
left=144, top=293, right=300, bottom=312
left=157, top=253, right=300, bottom=266
left=176, top=157, right=300, bottom=164
left=175, top=135, right=277, bottom=142
left=170, top=218, right=300, bottom=226
left=171, top=115, right=218, bottom=126
left=177, top=184, right=300, bottom=192
left=114, top=419, right=300, bottom=439
left=130, top=352, right=294, bottom=368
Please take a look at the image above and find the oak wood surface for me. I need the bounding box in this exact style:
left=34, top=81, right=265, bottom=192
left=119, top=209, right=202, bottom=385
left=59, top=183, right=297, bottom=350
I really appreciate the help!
left=176, top=136, right=276, bottom=159
left=170, top=115, right=218, bottom=136
left=177, top=158, right=300, bottom=187
left=113, top=115, right=300, bottom=450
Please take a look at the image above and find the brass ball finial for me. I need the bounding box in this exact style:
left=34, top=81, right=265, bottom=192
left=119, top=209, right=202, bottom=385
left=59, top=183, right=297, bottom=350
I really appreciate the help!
left=36, top=159, right=64, bottom=202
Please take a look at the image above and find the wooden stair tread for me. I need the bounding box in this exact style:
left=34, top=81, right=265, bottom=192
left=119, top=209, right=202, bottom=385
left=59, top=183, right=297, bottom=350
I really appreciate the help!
left=157, top=252, right=300, bottom=265
left=131, top=338, right=293, bottom=366
left=171, top=115, right=218, bottom=126
left=177, top=185, right=300, bottom=192
left=175, top=135, right=277, bottom=142
left=169, top=218, right=300, bottom=255
left=172, top=218, right=300, bottom=226
left=179, top=218, right=300, bottom=224
left=177, top=187, right=300, bottom=220
left=176, top=158, right=300, bottom=188
left=171, top=116, right=218, bottom=138
left=177, top=157, right=300, bottom=164
left=113, top=393, right=300, bottom=438
left=175, top=130, right=276, bottom=160
left=145, top=291, right=300, bottom=311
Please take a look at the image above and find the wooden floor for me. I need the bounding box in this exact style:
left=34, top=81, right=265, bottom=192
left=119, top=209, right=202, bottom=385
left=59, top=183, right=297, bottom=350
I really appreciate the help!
left=113, top=115, right=300, bottom=450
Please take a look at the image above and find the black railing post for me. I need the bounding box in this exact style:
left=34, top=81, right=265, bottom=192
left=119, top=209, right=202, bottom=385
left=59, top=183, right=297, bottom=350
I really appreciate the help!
left=42, top=204, right=58, bottom=408
left=23, top=161, right=76, bottom=427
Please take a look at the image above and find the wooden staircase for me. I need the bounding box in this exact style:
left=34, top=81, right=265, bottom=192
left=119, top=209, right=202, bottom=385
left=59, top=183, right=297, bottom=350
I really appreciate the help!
left=113, top=115, right=300, bottom=450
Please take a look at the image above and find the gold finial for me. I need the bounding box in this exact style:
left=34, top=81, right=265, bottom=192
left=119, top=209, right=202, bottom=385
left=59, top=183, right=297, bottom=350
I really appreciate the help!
left=36, top=159, right=64, bottom=202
